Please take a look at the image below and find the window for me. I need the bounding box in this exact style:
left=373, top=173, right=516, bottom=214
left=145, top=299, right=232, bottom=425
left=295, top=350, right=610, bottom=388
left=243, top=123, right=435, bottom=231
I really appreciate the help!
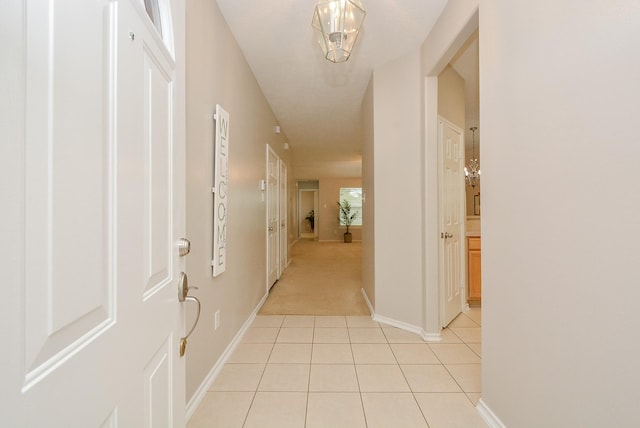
left=339, top=187, right=362, bottom=226
left=144, top=0, right=163, bottom=36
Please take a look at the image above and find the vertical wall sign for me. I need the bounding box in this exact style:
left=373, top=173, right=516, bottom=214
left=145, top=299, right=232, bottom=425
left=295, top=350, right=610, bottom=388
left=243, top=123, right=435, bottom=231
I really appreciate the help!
left=212, top=104, right=229, bottom=276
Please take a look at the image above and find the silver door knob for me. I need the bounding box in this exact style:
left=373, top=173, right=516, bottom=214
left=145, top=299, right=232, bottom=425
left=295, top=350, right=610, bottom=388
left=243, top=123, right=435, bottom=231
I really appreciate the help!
left=177, top=238, right=191, bottom=256
left=445, top=232, right=453, bottom=239
left=268, top=226, right=274, bottom=232
left=178, top=272, right=199, bottom=301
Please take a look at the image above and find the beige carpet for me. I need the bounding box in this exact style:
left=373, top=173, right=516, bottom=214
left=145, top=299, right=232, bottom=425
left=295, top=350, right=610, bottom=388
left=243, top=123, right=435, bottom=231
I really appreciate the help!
left=259, top=239, right=370, bottom=315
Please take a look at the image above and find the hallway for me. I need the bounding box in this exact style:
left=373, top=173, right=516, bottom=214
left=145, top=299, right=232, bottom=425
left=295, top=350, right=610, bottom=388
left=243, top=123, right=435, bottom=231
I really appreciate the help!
left=188, top=240, right=485, bottom=427
left=260, top=240, right=370, bottom=315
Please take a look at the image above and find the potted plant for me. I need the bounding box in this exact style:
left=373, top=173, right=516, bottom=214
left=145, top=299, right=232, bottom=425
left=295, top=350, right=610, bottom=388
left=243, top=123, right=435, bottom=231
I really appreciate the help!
left=337, top=199, right=358, bottom=243
left=305, top=209, right=315, bottom=231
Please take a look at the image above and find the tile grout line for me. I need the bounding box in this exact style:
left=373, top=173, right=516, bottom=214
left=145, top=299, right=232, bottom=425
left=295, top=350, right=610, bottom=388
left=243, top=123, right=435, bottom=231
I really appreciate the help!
left=447, top=326, right=484, bottom=358
left=443, top=321, right=483, bottom=406
left=349, top=323, right=370, bottom=428
left=241, top=320, right=280, bottom=428
left=385, top=328, right=433, bottom=428
left=303, top=318, right=315, bottom=428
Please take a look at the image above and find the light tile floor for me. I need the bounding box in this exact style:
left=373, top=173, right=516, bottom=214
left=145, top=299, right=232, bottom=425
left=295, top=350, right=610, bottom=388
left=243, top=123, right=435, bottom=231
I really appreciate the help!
left=188, top=309, right=486, bottom=428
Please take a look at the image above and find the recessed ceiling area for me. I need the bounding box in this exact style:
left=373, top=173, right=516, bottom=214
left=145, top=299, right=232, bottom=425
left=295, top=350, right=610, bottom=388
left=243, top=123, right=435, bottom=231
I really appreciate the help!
left=215, top=0, right=448, bottom=178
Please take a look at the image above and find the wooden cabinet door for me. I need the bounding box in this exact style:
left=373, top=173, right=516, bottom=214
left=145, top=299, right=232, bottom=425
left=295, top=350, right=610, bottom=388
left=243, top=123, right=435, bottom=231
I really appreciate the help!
left=468, top=238, right=482, bottom=303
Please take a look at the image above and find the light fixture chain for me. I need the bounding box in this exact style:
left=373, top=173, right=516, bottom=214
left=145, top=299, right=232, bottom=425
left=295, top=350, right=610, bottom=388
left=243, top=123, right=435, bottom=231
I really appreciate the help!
left=465, top=126, right=481, bottom=188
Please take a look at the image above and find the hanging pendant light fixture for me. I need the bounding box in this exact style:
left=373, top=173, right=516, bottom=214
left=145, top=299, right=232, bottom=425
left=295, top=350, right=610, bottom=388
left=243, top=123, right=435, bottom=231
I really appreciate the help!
left=312, top=0, right=366, bottom=63
left=465, top=127, right=481, bottom=188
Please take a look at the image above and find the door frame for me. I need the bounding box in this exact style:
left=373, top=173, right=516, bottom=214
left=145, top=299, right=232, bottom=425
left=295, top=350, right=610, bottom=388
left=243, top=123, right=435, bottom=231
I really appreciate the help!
left=422, top=6, right=478, bottom=339
left=279, top=160, right=288, bottom=274
left=298, top=189, right=319, bottom=238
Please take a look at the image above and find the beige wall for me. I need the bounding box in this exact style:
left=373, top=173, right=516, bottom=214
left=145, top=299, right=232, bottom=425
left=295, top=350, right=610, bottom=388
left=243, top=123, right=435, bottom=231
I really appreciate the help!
left=369, top=49, right=424, bottom=327
left=185, top=0, right=291, bottom=403
left=318, top=177, right=362, bottom=241
left=481, top=0, right=640, bottom=426
left=438, top=65, right=465, bottom=127
left=438, top=65, right=473, bottom=215
left=438, top=64, right=469, bottom=216
left=361, top=78, right=375, bottom=306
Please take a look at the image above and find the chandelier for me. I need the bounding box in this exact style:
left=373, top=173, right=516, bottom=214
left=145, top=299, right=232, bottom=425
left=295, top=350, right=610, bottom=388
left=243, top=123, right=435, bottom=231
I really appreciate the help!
left=465, top=127, right=481, bottom=188
left=312, top=0, right=366, bottom=63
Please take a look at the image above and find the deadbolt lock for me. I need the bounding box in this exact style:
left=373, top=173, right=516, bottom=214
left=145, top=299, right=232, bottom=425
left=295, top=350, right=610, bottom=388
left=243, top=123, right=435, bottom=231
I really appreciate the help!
left=177, top=238, right=191, bottom=257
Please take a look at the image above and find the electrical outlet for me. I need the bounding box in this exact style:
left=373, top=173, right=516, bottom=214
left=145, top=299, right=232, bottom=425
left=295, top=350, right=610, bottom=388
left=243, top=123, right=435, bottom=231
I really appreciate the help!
left=214, top=310, right=220, bottom=330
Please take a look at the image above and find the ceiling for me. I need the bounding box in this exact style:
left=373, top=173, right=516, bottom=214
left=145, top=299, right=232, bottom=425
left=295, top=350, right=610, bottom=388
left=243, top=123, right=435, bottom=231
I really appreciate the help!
left=216, top=0, right=479, bottom=178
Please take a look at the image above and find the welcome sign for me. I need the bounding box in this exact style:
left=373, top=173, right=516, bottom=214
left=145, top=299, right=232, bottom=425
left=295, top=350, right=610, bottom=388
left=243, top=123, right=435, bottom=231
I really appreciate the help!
left=212, top=104, right=229, bottom=276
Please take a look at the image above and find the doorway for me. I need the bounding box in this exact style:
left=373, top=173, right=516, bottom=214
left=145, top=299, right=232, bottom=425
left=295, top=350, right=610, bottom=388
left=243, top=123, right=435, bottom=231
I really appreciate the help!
left=297, top=180, right=319, bottom=239
left=266, top=145, right=280, bottom=289
left=299, top=190, right=318, bottom=238
left=266, top=144, right=290, bottom=291
left=423, top=7, right=479, bottom=338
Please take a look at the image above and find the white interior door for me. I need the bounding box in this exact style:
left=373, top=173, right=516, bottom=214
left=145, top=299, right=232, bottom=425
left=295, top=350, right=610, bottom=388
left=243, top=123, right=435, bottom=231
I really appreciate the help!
left=439, top=117, right=465, bottom=327
left=1, top=1, right=186, bottom=426
left=279, top=161, right=288, bottom=274
left=266, top=145, right=279, bottom=289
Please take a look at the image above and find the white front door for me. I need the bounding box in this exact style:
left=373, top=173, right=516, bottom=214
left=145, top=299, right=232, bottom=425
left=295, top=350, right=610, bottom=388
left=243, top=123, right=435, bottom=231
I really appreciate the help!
left=439, top=117, right=465, bottom=327
left=1, top=1, right=186, bottom=426
left=266, top=145, right=279, bottom=289
left=279, top=161, right=288, bottom=274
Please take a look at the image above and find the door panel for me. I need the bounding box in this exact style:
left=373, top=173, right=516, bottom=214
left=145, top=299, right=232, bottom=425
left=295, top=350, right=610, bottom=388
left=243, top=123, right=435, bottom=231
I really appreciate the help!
left=142, top=45, right=173, bottom=297
left=18, top=1, right=118, bottom=410
left=440, top=118, right=465, bottom=327
left=2, top=1, right=186, bottom=426
left=144, top=338, right=172, bottom=427
left=23, top=0, right=115, bottom=386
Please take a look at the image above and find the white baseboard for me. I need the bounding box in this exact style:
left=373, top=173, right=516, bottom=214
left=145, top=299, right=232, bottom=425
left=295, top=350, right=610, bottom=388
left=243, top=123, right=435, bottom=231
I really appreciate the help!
left=360, top=288, right=375, bottom=317
left=372, top=313, right=425, bottom=337
left=421, top=331, right=443, bottom=342
left=360, top=288, right=440, bottom=341
left=185, top=291, right=269, bottom=421
left=476, top=399, right=507, bottom=428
